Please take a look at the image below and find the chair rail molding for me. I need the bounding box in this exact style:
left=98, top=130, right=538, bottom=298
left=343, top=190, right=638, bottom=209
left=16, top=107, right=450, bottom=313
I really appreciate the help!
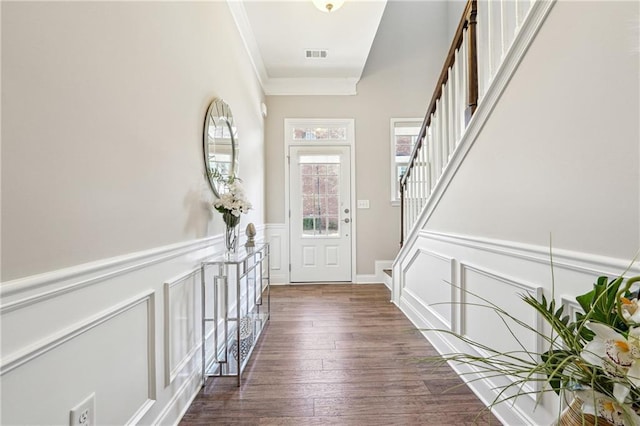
left=0, top=235, right=222, bottom=312
left=421, top=230, right=640, bottom=277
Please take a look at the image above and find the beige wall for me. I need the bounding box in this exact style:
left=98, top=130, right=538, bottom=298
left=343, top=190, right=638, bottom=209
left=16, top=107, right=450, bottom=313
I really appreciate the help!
left=1, top=1, right=265, bottom=281
left=447, top=0, right=467, bottom=40
left=265, top=1, right=451, bottom=274
left=425, top=0, right=640, bottom=259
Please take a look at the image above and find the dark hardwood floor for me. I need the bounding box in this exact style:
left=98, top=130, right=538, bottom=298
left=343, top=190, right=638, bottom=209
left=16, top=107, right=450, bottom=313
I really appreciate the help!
left=180, top=284, right=499, bottom=425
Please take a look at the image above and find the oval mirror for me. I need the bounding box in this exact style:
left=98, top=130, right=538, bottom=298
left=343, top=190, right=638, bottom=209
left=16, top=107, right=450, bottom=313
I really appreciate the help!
left=203, top=98, right=239, bottom=198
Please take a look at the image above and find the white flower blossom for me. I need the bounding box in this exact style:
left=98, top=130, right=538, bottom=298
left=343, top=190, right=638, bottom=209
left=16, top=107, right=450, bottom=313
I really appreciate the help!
left=575, top=388, right=640, bottom=426
left=581, top=322, right=640, bottom=403
left=212, top=178, right=252, bottom=225
left=621, top=297, right=640, bottom=323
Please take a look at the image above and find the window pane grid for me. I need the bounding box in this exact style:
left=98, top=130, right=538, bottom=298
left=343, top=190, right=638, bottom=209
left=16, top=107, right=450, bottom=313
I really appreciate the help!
left=391, top=120, right=422, bottom=202
left=293, top=127, right=348, bottom=141
left=300, top=162, right=340, bottom=237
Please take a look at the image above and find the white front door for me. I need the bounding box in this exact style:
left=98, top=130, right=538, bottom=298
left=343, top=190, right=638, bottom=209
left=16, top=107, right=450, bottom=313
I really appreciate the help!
left=289, top=145, right=352, bottom=282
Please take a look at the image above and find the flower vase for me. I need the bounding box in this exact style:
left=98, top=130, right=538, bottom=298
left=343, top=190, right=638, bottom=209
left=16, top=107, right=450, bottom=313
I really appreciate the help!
left=558, top=398, right=614, bottom=426
left=223, top=212, right=240, bottom=256
left=224, top=223, right=239, bottom=255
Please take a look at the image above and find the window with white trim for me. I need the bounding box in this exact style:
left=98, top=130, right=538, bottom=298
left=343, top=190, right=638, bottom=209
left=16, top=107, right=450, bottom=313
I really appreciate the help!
left=390, top=118, right=422, bottom=205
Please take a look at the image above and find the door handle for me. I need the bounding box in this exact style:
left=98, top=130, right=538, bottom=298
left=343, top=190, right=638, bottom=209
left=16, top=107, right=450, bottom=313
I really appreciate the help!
left=343, top=218, right=350, bottom=223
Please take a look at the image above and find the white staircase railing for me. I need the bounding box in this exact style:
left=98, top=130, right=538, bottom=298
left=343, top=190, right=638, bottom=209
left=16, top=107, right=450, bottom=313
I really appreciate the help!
left=399, top=0, right=535, bottom=247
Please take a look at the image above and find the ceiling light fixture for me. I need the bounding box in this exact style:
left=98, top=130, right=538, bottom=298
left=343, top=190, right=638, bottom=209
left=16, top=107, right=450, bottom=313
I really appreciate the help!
left=312, top=0, right=344, bottom=13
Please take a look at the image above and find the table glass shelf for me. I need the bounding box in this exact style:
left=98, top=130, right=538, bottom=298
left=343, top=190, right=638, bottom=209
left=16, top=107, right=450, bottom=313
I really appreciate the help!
left=200, top=243, right=270, bottom=386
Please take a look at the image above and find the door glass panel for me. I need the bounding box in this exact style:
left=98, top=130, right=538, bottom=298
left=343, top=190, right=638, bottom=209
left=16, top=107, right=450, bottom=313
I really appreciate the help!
left=299, top=156, right=341, bottom=237
left=327, top=197, right=338, bottom=215
left=301, top=164, right=314, bottom=175
left=327, top=175, right=338, bottom=194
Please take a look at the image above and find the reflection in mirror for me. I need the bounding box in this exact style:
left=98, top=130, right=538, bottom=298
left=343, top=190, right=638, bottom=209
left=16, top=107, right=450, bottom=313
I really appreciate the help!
left=203, top=98, right=239, bottom=198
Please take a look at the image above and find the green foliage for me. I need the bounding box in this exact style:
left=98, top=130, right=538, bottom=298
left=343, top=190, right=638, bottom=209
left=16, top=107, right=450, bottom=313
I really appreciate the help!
left=422, top=272, right=640, bottom=422
left=302, top=218, right=315, bottom=231
left=575, top=276, right=628, bottom=336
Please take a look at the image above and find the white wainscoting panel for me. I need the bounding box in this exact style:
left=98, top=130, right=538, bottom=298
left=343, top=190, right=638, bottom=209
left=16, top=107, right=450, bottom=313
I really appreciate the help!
left=403, top=249, right=455, bottom=330
left=269, top=235, right=282, bottom=271
left=1, top=292, right=156, bottom=425
left=265, top=223, right=287, bottom=284
left=561, top=296, right=582, bottom=324
left=0, top=230, right=258, bottom=426
left=460, top=262, right=543, bottom=398
left=164, top=269, right=200, bottom=386
left=394, top=230, right=640, bottom=425
left=459, top=263, right=542, bottom=350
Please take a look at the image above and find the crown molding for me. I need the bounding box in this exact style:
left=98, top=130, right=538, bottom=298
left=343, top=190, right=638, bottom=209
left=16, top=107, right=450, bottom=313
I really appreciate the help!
left=226, top=1, right=360, bottom=96
left=226, top=0, right=268, bottom=88
left=264, top=77, right=359, bottom=96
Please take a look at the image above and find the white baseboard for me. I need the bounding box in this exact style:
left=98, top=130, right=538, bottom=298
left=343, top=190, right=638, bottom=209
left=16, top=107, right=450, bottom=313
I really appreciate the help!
left=269, top=272, right=288, bottom=285
left=399, top=292, right=531, bottom=426
left=354, top=274, right=376, bottom=283
left=154, top=368, right=202, bottom=426
left=355, top=260, right=393, bottom=284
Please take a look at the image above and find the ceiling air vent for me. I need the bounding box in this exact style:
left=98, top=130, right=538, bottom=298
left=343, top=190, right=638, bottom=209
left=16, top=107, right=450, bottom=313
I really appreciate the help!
left=305, top=49, right=328, bottom=59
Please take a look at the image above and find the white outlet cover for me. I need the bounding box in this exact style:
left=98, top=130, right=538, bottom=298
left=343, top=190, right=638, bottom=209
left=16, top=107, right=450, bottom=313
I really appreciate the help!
left=70, top=393, right=95, bottom=426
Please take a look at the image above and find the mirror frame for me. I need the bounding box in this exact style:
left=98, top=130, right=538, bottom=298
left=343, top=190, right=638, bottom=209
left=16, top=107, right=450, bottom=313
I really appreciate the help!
left=203, top=98, right=238, bottom=198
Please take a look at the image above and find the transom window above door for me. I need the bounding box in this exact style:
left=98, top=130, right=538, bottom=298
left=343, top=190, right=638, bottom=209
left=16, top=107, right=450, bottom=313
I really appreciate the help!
left=291, top=126, right=348, bottom=141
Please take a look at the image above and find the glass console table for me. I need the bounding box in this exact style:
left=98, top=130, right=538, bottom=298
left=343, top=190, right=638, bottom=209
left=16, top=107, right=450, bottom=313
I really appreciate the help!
left=200, top=243, right=270, bottom=387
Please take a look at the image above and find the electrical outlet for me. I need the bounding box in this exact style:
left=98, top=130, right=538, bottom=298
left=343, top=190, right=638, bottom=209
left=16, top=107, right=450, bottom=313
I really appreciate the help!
left=70, top=393, right=95, bottom=426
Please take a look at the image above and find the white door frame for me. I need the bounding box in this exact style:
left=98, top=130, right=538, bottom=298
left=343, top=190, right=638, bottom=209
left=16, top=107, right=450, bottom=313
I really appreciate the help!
left=284, top=118, right=356, bottom=283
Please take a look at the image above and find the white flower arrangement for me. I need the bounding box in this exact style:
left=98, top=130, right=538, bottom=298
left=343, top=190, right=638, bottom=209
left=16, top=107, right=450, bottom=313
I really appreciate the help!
left=212, top=177, right=252, bottom=227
